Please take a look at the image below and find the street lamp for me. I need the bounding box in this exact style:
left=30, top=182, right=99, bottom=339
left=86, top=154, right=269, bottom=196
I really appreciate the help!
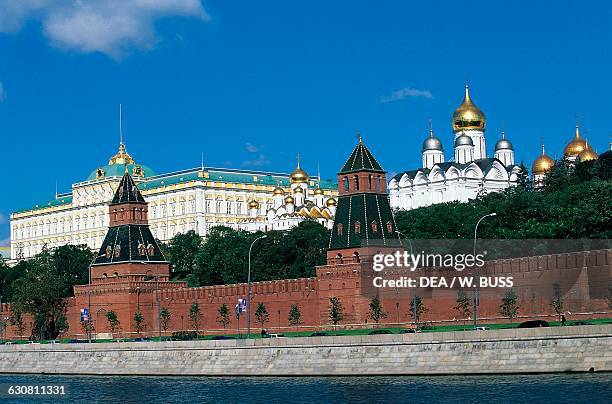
left=87, top=254, right=98, bottom=343
left=247, top=234, right=267, bottom=338
left=396, top=231, right=417, bottom=328
left=472, top=212, right=497, bottom=329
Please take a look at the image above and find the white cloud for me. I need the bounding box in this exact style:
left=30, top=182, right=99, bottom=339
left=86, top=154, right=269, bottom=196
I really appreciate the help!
left=0, top=0, right=209, bottom=59
left=242, top=154, right=271, bottom=167
left=0, top=238, right=9, bottom=248
left=0, top=82, right=4, bottom=102
left=380, top=87, right=433, bottom=103
left=245, top=143, right=260, bottom=153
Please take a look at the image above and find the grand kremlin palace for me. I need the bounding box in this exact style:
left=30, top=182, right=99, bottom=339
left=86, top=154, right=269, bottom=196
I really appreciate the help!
left=9, top=142, right=338, bottom=260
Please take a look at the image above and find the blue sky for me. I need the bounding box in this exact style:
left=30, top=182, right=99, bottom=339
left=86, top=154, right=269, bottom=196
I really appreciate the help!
left=1, top=1, right=611, bottom=244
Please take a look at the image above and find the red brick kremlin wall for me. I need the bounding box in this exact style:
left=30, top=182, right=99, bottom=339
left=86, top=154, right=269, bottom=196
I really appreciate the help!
left=1, top=249, right=610, bottom=340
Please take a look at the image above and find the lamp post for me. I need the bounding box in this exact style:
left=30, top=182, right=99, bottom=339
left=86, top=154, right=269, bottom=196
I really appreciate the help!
left=396, top=231, right=417, bottom=328
left=472, top=212, right=497, bottom=329
left=247, top=234, right=267, bottom=338
left=87, top=254, right=98, bottom=343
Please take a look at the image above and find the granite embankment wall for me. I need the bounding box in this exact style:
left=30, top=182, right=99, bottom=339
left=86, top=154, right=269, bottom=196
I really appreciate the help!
left=1, top=325, right=610, bottom=376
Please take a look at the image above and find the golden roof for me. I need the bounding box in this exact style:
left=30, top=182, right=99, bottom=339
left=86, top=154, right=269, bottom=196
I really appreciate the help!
left=452, top=83, right=486, bottom=132
left=576, top=140, right=598, bottom=162
left=326, top=197, right=337, bottom=207
left=109, top=143, right=135, bottom=165
left=248, top=200, right=260, bottom=209
left=293, top=186, right=304, bottom=193
left=284, top=195, right=295, bottom=204
left=563, top=125, right=590, bottom=157
left=532, top=143, right=555, bottom=174
left=314, top=187, right=324, bottom=195
left=290, top=156, right=309, bottom=183
left=273, top=186, right=285, bottom=196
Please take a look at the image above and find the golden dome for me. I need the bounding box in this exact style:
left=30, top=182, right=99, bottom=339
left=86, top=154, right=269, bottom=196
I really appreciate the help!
left=109, top=143, right=135, bottom=165
left=563, top=125, right=590, bottom=157
left=284, top=195, right=295, bottom=204
left=452, top=83, right=486, bottom=132
left=532, top=143, right=555, bottom=174
left=248, top=200, right=260, bottom=209
left=326, top=197, right=337, bottom=207
left=576, top=140, right=598, bottom=163
left=290, top=156, right=309, bottom=183
left=294, top=186, right=304, bottom=194
left=273, top=186, right=285, bottom=196
left=314, top=187, right=324, bottom=195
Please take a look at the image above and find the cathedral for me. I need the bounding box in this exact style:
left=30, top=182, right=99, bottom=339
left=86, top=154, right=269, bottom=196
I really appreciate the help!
left=238, top=158, right=336, bottom=232
left=389, top=84, right=522, bottom=210
left=531, top=123, right=600, bottom=186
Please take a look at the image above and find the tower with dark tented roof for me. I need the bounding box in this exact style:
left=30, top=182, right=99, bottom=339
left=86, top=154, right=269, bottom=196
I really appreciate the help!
left=328, top=136, right=400, bottom=255
left=91, top=170, right=170, bottom=282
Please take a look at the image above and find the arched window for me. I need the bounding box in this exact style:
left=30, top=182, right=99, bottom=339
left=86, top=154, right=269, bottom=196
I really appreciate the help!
left=343, top=176, right=349, bottom=192
left=378, top=176, right=382, bottom=191
left=386, top=221, right=393, bottom=233
left=105, top=246, right=112, bottom=258
left=113, top=244, right=121, bottom=257
left=353, top=251, right=360, bottom=263
left=147, top=243, right=155, bottom=256
left=337, top=223, right=343, bottom=236
left=138, top=243, right=146, bottom=256
left=371, top=221, right=378, bottom=232
left=368, top=174, right=373, bottom=190
left=354, top=175, right=359, bottom=191
left=355, top=221, right=361, bottom=233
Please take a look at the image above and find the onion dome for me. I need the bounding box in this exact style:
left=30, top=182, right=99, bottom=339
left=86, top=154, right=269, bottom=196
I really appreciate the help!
left=494, top=130, right=514, bottom=151
left=325, top=197, right=337, bottom=207
left=452, top=83, right=486, bottom=132
left=284, top=195, right=295, bottom=205
left=272, top=186, right=285, bottom=196
left=109, top=143, right=135, bottom=165
left=293, top=186, right=304, bottom=194
left=422, top=127, right=443, bottom=152
left=564, top=125, right=590, bottom=157
left=455, top=132, right=474, bottom=147
left=532, top=143, right=555, bottom=174
left=290, top=156, right=309, bottom=183
left=314, top=187, right=324, bottom=195
left=576, top=139, right=598, bottom=163
left=248, top=200, right=260, bottom=210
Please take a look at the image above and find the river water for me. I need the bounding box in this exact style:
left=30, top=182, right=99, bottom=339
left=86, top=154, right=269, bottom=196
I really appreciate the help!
left=0, top=373, right=610, bottom=403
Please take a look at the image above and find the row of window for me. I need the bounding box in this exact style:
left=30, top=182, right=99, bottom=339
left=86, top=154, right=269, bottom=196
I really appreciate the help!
left=337, top=220, right=393, bottom=236
left=342, top=174, right=383, bottom=192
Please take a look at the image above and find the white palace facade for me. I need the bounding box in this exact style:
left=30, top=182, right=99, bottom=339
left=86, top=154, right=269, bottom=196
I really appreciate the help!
left=389, top=84, right=522, bottom=210
left=9, top=142, right=337, bottom=260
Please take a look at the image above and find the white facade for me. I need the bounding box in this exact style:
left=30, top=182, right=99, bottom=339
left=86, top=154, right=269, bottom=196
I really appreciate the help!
left=389, top=85, right=521, bottom=211
left=10, top=145, right=337, bottom=260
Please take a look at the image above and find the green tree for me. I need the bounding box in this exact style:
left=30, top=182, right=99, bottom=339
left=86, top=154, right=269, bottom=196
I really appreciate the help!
left=329, top=297, right=344, bottom=327
left=11, top=251, right=70, bottom=340
left=516, top=162, right=531, bottom=191
left=106, top=311, right=120, bottom=337
left=254, top=303, right=269, bottom=329
left=287, top=303, right=302, bottom=330
left=51, top=244, right=95, bottom=297
left=551, top=283, right=564, bottom=321
left=409, top=296, right=427, bottom=324
left=368, top=295, right=388, bottom=324
left=499, top=289, right=520, bottom=323
left=160, top=307, right=171, bottom=333
left=134, top=311, right=145, bottom=335
left=189, top=303, right=202, bottom=332
left=162, top=230, right=203, bottom=282
left=217, top=304, right=231, bottom=329
left=454, top=289, right=472, bottom=323
left=9, top=310, right=25, bottom=337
